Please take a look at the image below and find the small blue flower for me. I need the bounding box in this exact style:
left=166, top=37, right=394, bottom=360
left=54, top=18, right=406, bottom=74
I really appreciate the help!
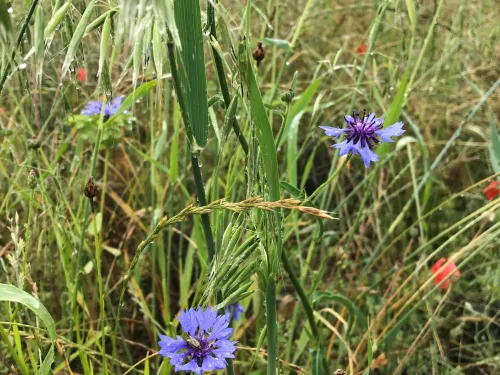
left=225, top=303, right=245, bottom=322
left=320, top=110, right=405, bottom=168
left=81, top=96, right=123, bottom=118
left=158, top=307, right=237, bottom=374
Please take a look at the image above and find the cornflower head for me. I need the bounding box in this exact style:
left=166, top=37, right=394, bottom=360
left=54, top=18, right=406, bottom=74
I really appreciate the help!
left=320, top=110, right=405, bottom=168
left=225, top=302, right=245, bottom=322
left=81, top=96, right=123, bottom=119
left=158, top=307, right=237, bottom=374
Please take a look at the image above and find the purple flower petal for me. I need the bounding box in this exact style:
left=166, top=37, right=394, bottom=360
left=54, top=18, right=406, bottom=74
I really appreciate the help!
left=208, top=314, right=233, bottom=341
left=159, top=307, right=237, bottom=373
left=81, top=101, right=103, bottom=116
left=366, top=112, right=375, bottom=123
left=178, top=360, right=202, bottom=374
left=202, top=355, right=227, bottom=372
left=343, top=115, right=354, bottom=125
left=178, top=308, right=197, bottom=335
left=158, top=335, right=188, bottom=355
left=104, top=96, right=124, bottom=117
left=375, top=121, right=405, bottom=143
left=319, top=126, right=349, bottom=138
left=358, top=146, right=380, bottom=168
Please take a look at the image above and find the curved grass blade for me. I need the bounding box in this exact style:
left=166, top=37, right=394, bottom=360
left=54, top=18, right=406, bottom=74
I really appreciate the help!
left=0, top=284, right=57, bottom=375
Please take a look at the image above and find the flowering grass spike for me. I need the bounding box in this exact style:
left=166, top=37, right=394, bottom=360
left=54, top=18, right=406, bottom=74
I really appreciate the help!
left=320, top=110, right=405, bottom=168
left=225, top=302, right=245, bottom=321
left=158, top=307, right=237, bottom=374
left=81, top=96, right=123, bottom=119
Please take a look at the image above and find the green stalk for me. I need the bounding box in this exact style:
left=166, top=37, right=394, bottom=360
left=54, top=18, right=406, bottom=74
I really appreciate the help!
left=68, top=108, right=105, bottom=358
left=0, top=0, right=39, bottom=94
left=266, top=279, right=278, bottom=375
left=91, top=202, right=107, bottom=374
left=167, top=38, right=216, bottom=262
left=280, top=252, right=318, bottom=338
left=207, top=0, right=249, bottom=154
left=191, top=153, right=216, bottom=261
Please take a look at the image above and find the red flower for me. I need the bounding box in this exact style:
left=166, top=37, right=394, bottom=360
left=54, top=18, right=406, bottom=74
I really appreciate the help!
left=431, top=258, right=460, bottom=290
left=0, top=107, right=5, bottom=114
left=76, top=68, right=87, bottom=82
left=356, top=44, right=368, bottom=55
left=482, top=180, right=500, bottom=200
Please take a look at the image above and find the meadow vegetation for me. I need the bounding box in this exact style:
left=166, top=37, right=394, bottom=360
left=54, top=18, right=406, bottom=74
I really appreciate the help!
left=0, top=0, right=499, bottom=374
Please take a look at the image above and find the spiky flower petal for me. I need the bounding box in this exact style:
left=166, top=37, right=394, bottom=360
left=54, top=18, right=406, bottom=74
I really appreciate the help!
left=320, top=110, right=405, bottom=168
left=158, top=307, right=237, bottom=374
left=81, top=96, right=123, bottom=118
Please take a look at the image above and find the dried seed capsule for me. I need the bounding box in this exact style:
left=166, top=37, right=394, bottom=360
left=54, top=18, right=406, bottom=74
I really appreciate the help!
left=252, top=42, right=265, bottom=66
left=84, top=177, right=98, bottom=199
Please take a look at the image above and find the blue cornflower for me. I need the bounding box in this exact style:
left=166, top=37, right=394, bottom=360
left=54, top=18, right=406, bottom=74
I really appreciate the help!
left=225, top=302, right=245, bottom=322
left=320, top=110, right=405, bottom=168
left=81, top=96, right=123, bottom=118
left=158, top=307, right=237, bottom=374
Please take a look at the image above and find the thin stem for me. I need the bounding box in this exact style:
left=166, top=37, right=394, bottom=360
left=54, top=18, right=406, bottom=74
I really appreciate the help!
left=280, top=251, right=318, bottom=338
left=0, top=0, right=39, bottom=94
left=191, top=153, right=216, bottom=261
left=68, top=111, right=105, bottom=358
left=207, top=0, right=249, bottom=154
left=266, top=279, right=277, bottom=375
left=91, top=203, right=107, bottom=373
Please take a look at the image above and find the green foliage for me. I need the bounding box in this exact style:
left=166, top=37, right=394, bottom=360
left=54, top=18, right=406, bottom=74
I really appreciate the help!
left=1, top=1, right=499, bottom=375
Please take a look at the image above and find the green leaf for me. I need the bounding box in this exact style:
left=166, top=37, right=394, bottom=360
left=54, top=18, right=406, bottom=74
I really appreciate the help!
left=0, top=284, right=57, bottom=375
left=174, top=0, right=209, bottom=148
left=489, top=115, right=500, bottom=174
left=61, top=2, right=95, bottom=79
left=311, top=348, right=324, bottom=375
left=110, top=80, right=157, bottom=120
left=238, top=38, right=280, bottom=202
left=0, top=284, right=57, bottom=341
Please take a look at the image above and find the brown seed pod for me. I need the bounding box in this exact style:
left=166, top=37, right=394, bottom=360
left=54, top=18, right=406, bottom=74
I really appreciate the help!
left=252, top=42, right=265, bottom=66
left=84, top=177, right=98, bottom=199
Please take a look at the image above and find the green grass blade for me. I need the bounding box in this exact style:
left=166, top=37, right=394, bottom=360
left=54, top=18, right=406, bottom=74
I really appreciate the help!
left=61, top=1, right=95, bottom=79
left=174, top=0, right=209, bottom=148
left=0, top=0, right=14, bottom=45
left=97, top=14, right=111, bottom=79
left=490, top=114, right=500, bottom=174
left=0, top=284, right=57, bottom=374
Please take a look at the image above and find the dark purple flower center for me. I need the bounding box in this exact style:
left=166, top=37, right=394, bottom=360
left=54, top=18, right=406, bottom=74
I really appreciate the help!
left=183, top=332, right=216, bottom=365
left=345, top=110, right=383, bottom=149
